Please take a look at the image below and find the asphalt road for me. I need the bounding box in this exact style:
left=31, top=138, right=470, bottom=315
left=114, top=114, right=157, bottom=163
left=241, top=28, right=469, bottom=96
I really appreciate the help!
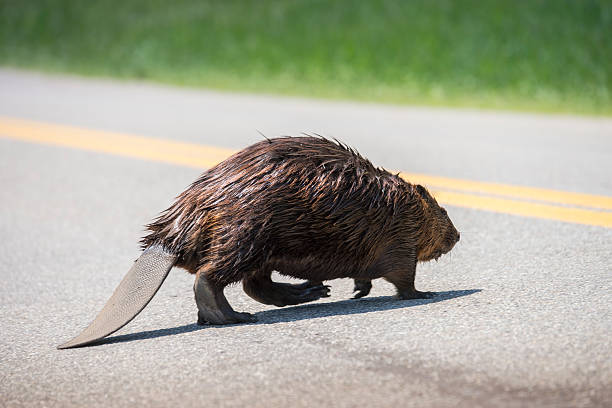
left=1, top=69, right=611, bottom=407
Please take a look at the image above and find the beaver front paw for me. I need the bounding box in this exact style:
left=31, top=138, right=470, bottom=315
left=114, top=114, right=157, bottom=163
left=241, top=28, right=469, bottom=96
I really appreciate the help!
left=396, top=290, right=435, bottom=300
left=353, top=279, right=372, bottom=299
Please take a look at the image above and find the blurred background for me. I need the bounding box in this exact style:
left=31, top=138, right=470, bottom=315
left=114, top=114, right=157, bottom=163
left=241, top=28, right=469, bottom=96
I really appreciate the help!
left=1, top=0, right=610, bottom=115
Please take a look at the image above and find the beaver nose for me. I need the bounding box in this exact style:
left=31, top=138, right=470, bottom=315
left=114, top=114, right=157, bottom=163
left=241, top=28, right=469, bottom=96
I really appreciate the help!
left=456, top=231, right=460, bottom=242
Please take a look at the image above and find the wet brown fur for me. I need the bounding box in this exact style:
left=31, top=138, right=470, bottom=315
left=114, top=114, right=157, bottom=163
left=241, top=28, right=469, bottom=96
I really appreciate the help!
left=141, top=136, right=458, bottom=297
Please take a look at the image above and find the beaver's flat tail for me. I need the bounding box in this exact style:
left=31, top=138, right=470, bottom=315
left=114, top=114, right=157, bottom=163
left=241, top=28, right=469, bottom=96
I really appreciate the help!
left=58, top=245, right=177, bottom=349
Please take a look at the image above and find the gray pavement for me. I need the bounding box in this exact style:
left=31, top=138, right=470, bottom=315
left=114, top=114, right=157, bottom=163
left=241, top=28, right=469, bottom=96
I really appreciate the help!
left=1, top=69, right=611, bottom=407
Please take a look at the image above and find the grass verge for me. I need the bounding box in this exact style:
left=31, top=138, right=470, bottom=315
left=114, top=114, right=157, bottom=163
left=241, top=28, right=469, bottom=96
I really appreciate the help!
left=1, top=0, right=610, bottom=115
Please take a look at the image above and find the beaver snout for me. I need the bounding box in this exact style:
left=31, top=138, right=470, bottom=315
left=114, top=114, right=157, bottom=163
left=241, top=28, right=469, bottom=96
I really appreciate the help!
left=443, top=227, right=460, bottom=253
left=453, top=230, right=460, bottom=245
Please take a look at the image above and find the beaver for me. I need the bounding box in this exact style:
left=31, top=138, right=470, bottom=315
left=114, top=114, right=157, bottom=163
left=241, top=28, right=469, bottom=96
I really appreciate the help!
left=58, top=136, right=459, bottom=349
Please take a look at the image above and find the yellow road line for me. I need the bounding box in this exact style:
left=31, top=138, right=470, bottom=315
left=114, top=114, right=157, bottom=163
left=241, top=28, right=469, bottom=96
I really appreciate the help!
left=433, top=190, right=612, bottom=228
left=0, top=116, right=233, bottom=169
left=1, top=116, right=610, bottom=228
left=401, top=172, right=612, bottom=211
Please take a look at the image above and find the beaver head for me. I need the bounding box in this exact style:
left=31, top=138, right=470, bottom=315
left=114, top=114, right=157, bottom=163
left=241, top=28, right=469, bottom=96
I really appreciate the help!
left=413, top=184, right=460, bottom=262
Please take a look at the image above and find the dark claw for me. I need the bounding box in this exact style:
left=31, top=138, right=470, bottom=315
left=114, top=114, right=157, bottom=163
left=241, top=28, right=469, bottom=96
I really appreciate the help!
left=305, top=284, right=331, bottom=298
left=238, top=312, right=258, bottom=323
left=353, top=290, right=368, bottom=299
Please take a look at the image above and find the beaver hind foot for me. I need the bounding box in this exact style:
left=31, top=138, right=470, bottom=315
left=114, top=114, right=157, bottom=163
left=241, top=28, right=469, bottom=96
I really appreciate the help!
left=243, top=276, right=331, bottom=307
left=194, top=272, right=257, bottom=325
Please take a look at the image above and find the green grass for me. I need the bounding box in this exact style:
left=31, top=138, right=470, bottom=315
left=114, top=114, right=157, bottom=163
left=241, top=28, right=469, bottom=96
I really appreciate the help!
left=1, top=0, right=611, bottom=115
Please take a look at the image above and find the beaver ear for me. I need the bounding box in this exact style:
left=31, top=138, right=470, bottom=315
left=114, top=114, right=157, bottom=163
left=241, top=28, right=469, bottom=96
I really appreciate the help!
left=415, top=184, right=428, bottom=197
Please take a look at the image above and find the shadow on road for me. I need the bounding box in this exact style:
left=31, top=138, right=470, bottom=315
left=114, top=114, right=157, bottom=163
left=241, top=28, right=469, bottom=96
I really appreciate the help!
left=95, top=289, right=481, bottom=347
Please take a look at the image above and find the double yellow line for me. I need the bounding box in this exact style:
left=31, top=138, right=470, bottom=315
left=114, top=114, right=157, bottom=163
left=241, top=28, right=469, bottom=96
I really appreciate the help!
left=401, top=173, right=612, bottom=228
left=1, top=116, right=611, bottom=228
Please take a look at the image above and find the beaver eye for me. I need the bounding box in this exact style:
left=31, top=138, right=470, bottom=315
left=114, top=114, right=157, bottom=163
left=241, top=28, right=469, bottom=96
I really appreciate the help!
left=441, top=208, right=447, bottom=216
